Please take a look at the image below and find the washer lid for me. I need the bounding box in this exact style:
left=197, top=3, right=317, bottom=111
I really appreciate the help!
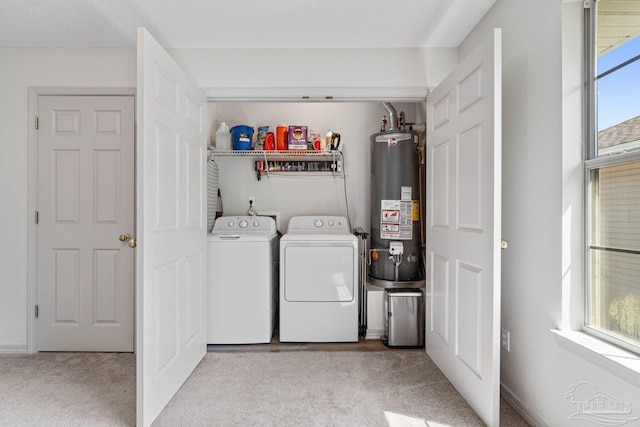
left=208, top=233, right=276, bottom=242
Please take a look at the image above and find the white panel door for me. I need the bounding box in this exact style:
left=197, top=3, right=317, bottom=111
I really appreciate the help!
left=425, top=29, right=502, bottom=426
left=37, top=95, right=135, bottom=352
left=136, top=28, right=208, bottom=427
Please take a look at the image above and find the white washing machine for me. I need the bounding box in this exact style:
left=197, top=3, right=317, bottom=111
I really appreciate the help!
left=280, top=216, right=358, bottom=342
left=207, top=215, right=278, bottom=344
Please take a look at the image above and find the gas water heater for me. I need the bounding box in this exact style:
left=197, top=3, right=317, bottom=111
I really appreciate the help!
left=369, top=103, right=425, bottom=288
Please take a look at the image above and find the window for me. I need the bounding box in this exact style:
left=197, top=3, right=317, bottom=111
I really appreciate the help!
left=585, top=0, right=640, bottom=353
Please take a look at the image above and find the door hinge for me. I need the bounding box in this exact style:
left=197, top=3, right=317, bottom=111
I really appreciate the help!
left=35, top=211, right=39, bottom=224
left=35, top=116, right=39, bottom=130
left=584, top=0, right=592, bottom=9
left=35, top=305, right=39, bottom=318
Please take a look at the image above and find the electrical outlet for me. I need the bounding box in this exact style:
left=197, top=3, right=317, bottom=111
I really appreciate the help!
left=501, top=328, right=511, bottom=352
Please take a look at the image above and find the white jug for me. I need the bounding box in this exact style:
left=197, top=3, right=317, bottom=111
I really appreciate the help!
left=215, top=122, right=231, bottom=150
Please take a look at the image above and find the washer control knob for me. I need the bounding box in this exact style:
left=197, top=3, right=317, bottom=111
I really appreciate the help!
left=227, top=221, right=235, bottom=227
left=328, top=220, right=335, bottom=227
left=314, top=219, right=324, bottom=228
left=253, top=221, right=260, bottom=227
left=239, top=220, right=248, bottom=228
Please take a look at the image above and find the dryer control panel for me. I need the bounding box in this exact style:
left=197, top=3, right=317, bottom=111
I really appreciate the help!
left=286, top=216, right=349, bottom=233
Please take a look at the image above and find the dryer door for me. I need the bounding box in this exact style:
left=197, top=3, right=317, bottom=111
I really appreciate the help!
left=283, top=243, right=355, bottom=302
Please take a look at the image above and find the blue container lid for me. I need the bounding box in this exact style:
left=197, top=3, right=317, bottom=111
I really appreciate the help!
left=230, top=125, right=254, bottom=134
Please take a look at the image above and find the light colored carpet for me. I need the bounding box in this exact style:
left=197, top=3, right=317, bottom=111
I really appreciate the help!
left=157, top=351, right=480, bottom=426
left=155, top=351, right=524, bottom=426
left=0, top=351, right=530, bottom=426
left=0, top=352, right=135, bottom=426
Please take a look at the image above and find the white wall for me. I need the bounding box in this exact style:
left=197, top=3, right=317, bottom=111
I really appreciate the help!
left=461, top=0, right=640, bottom=424
left=0, top=48, right=137, bottom=351
left=208, top=102, right=419, bottom=233
left=0, top=46, right=454, bottom=350
left=171, top=48, right=457, bottom=92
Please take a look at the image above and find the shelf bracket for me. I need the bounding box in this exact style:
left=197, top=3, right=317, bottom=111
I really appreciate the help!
left=263, top=151, right=270, bottom=180
left=332, top=151, right=337, bottom=178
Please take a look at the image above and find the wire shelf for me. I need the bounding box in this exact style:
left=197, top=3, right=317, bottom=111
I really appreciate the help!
left=209, top=149, right=342, bottom=158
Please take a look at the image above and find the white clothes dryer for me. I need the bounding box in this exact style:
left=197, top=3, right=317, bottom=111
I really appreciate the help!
left=207, top=216, right=278, bottom=344
left=279, top=216, right=358, bottom=342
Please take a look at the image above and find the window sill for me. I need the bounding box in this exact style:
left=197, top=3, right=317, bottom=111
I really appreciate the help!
left=551, top=329, right=640, bottom=388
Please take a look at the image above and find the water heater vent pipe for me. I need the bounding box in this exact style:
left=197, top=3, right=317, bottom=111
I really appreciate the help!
left=382, top=102, right=398, bottom=131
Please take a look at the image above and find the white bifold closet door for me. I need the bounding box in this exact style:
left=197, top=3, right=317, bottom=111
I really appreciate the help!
left=425, top=28, right=502, bottom=427
left=136, top=28, right=208, bottom=427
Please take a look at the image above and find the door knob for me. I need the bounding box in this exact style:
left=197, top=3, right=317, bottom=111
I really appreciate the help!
left=119, top=233, right=136, bottom=248
left=501, top=240, right=509, bottom=250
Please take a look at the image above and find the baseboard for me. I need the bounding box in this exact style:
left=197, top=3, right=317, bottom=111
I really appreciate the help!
left=501, top=384, right=548, bottom=427
left=366, top=328, right=384, bottom=340
left=0, top=344, right=28, bottom=354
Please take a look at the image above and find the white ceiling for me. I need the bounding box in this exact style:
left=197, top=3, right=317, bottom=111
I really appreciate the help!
left=0, top=0, right=497, bottom=49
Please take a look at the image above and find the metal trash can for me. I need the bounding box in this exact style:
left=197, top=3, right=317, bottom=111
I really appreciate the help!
left=383, top=288, right=424, bottom=348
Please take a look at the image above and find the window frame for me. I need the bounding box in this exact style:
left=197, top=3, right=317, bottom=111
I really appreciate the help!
left=584, top=0, right=640, bottom=355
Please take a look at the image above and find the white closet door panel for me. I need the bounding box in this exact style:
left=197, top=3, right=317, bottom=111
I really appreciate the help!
left=92, top=249, right=120, bottom=324
left=53, top=150, right=81, bottom=224
left=94, top=149, right=121, bottom=224
left=136, top=27, right=208, bottom=427
left=426, top=28, right=502, bottom=427
left=53, top=249, right=80, bottom=323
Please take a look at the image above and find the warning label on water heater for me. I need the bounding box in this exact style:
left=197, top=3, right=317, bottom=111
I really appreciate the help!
left=380, top=199, right=413, bottom=240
